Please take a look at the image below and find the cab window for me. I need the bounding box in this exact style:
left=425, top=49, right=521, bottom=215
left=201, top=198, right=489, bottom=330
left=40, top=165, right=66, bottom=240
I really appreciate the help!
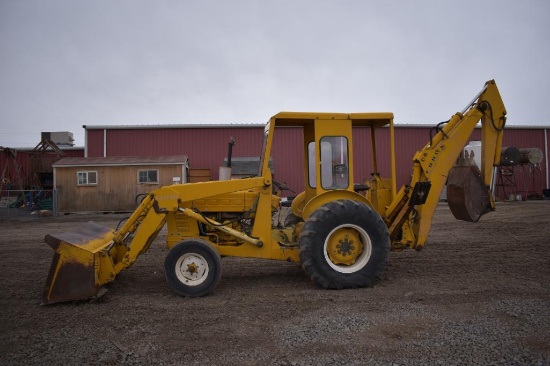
left=307, top=137, right=349, bottom=189
left=308, top=142, right=316, bottom=187
left=320, top=136, right=349, bottom=189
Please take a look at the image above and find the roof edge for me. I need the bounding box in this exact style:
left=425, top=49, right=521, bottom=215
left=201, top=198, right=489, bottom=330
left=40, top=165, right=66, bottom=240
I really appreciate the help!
left=82, top=123, right=550, bottom=130
left=83, top=123, right=264, bottom=130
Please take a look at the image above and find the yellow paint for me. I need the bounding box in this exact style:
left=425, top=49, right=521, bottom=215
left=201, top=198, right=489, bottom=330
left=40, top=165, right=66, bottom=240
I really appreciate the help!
left=44, top=81, right=507, bottom=303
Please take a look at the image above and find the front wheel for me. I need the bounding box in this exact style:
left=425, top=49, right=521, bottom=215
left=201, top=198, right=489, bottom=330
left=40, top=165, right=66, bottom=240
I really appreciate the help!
left=164, top=239, right=222, bottom=297
left=298, top=200, right=390, bottom=289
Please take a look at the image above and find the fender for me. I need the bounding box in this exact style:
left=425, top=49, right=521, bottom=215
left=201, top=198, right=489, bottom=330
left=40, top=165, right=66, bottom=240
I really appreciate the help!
left=290, top=191, right=306, bottom=218
left=302, top=190, right=373, bottom=220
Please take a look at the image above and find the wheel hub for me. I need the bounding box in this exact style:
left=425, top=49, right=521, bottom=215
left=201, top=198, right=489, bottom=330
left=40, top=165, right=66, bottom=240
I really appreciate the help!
left=336, top=236, right=355, bottom=256
left=186, top=262, right=199, bottom=274
left=326, top=228, right=364, bottom=266
left=175, top=254, right=208, bottom=285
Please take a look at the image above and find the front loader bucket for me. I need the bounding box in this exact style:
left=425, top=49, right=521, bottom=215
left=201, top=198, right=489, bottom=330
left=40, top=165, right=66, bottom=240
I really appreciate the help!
left=43, top=222, right=116, bottom=305
left=447, top=152, right=492, bottom=223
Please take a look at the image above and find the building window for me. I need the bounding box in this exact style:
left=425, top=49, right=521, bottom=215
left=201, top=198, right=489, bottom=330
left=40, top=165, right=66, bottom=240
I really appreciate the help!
left=77, top=171, right=98, bottom=186
left=138, top=169, right=159, bottom=184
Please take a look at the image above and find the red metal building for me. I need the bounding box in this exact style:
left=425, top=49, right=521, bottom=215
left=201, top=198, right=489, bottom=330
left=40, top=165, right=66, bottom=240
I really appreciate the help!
left=83, top=123, right=549, bottom=201
left=1, top=146, right=84, bottom=191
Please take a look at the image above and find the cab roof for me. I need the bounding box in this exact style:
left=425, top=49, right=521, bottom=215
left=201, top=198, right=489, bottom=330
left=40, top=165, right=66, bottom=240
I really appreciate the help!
left=271, top=112, right=394, bottom=128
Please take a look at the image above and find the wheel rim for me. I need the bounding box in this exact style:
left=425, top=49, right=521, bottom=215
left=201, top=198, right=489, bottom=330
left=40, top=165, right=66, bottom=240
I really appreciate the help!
left=174, top=253, right=209, bottom=286
left=324, top=224, right=372, bottom=273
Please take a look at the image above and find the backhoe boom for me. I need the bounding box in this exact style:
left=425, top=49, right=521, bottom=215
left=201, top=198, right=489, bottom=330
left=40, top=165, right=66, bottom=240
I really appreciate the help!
left=386, top=80, right=506, bottom=249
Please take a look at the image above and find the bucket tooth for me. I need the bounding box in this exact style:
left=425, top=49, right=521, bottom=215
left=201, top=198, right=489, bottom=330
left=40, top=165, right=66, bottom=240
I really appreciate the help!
left=43, top=222, right=116, bottom=305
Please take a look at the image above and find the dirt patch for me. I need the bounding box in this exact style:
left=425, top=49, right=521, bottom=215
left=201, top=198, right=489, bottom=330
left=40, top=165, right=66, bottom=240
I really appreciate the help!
left=0, top=202, right=549, bottom=365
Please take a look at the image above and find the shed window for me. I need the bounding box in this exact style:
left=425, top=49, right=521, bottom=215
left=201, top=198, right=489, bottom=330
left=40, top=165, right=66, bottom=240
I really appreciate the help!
left=77, top=171, right=98, bottom=186
left=138, top=169, right=159, bottom=184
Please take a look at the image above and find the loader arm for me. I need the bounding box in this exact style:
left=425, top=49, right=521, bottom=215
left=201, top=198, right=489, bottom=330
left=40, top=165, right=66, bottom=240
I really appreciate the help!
left=118, top=176, right=270, bottom=264
left=43, top=176, right=269, bottom=304
left=386, top=79, right=506, bottom=250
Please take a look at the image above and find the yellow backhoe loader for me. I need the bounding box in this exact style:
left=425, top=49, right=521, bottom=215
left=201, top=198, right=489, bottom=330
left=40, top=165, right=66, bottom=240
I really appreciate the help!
left=43, top=80, right=507, bottom=304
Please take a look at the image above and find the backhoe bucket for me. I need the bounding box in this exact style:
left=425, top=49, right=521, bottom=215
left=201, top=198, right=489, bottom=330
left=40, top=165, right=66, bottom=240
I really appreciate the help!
left=446, top=152, right=492, bottom=222
left=43, top=222, right=116, bottom=305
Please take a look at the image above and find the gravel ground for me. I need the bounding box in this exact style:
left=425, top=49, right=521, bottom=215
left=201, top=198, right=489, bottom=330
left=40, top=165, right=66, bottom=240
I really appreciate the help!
left=0, top=201, right=549, bottom=365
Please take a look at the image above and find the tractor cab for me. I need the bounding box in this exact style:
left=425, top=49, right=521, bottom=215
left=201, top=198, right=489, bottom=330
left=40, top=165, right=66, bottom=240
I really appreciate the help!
left=263, top=112, right=396, bottom=219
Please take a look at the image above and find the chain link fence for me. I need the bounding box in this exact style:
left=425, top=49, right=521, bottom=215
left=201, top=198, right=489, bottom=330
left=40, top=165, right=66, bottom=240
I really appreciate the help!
left=0, top=189, right=56, bottom=219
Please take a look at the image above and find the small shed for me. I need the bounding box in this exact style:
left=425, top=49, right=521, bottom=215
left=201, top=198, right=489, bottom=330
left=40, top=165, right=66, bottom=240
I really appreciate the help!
left=53, top=156, right=189, bottom=213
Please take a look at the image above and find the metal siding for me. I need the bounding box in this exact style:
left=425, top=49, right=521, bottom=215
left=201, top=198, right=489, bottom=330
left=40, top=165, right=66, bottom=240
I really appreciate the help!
left=84, top=125, right=549, bottom=198
left=188, top=128, right=265, bottom=179
left=0, top=151, right=29, bottom=189
left=351, top=127, right=373, bottom=185
left=104, top=127, right=265, bottom=181
left=499, top=128, right=548, bottom=197
left=1, top=148, right=84, bottom=190
left=351, top=127, right=391, bottom=185
left=502, top=128, right=545, bottom=150
left=393, top=127, right=431, bottom=188
left=86, top=130, right=105, bottom=157
left=354, top=126, right=468, bottom=189
left=63, top=149, right=85, bottom=158
left=271, top=127, right=304, bottom=195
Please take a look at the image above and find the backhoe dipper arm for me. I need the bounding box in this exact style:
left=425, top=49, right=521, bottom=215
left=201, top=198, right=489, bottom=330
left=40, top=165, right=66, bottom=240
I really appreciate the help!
left=387, top=79, right=507, bottom=250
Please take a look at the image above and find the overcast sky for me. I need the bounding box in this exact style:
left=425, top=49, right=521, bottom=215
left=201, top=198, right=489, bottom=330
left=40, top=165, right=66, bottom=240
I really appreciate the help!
left=1, top=0, right=549, bottom=147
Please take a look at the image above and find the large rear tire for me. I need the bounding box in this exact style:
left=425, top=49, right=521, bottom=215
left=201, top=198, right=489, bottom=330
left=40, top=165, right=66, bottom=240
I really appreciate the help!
left=164, top=239, right=222, bottom=297
left=298, top=199, right=390, bottom=289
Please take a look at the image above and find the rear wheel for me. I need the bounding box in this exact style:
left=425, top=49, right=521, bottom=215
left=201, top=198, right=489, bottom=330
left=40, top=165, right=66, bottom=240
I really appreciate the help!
left=298, top=199, right=390, bottom=289
left=164, top=239, right=222, bottom=297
